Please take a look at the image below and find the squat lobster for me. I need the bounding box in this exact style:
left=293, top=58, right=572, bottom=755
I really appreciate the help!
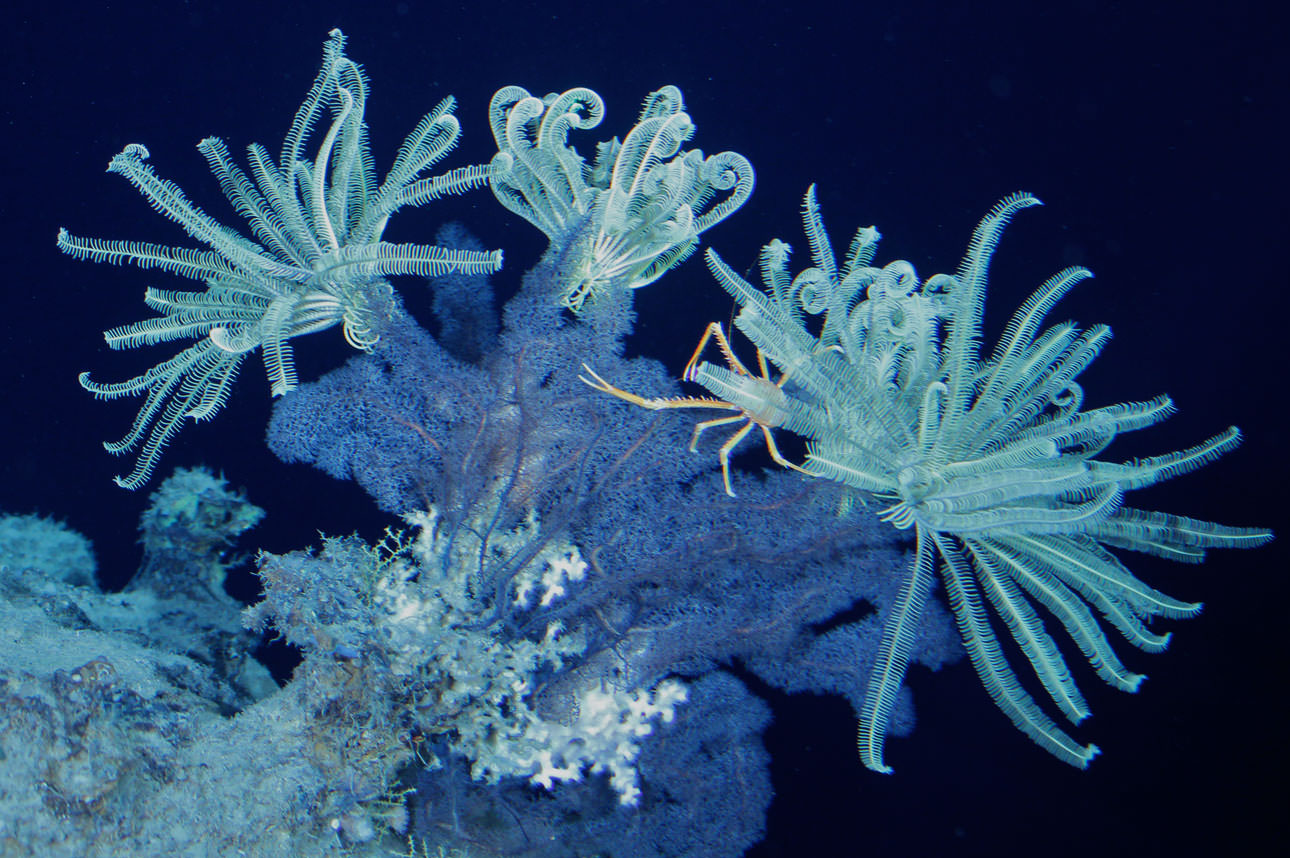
left=580, top=321, right=811, bottom=497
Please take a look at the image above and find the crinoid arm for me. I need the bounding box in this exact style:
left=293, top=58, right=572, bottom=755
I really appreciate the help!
left=602, top=184, right=1273, bottom=770
left=489, top=85, right=752, bottom=312
left=64, top=29, right=502, bottom=487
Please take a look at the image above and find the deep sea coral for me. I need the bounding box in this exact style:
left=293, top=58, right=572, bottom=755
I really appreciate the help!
left=28, top=24, right=1271, bottom=858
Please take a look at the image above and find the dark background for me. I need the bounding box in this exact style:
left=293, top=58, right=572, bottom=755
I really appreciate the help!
left=3, top=2, right=1284, bottom=855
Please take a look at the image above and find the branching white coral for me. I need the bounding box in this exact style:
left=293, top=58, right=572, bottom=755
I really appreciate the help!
left=485, top=680, right=688, bottom=806
left=361, top=505, right=686, bottom=806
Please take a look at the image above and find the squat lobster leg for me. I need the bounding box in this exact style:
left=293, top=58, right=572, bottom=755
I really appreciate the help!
left=580, top=321, right=809, bottom=497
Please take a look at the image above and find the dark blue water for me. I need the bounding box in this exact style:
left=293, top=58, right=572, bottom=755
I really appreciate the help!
left=3, top=2, right=1283, bottom=855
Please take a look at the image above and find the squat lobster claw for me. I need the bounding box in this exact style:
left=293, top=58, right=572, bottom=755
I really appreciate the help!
left=580, top=321, right=812, bottom=497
